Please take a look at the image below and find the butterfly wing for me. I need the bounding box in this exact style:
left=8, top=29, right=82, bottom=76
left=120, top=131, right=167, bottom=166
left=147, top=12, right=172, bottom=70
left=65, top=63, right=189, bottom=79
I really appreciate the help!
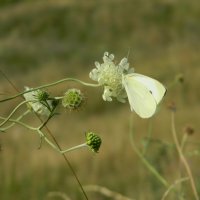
left=122, top=74, right=157, bottom=118
left=127, top=73, right=166, bottom=104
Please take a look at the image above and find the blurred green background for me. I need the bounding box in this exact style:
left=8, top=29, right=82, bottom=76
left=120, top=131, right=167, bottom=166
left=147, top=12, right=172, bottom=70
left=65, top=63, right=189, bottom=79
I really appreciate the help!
left=0, top=0, right=200, bottom=199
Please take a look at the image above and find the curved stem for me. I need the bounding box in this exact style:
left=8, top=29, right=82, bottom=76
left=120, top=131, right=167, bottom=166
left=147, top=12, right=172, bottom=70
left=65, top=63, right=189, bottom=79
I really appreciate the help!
left=0, top=100, right=30, bottom=128
left=0, top=114, right=87, bottom=155
left=171, top=112, right=199, bottom=200
left=34, top=112, right=89, bottom=200
left=0, top=71, right=89, bottom=200
left=0, top=110, right=30, bottom=131
left=84, top=185, right=134, bottom=200
left=0, top=78, right=101, bottom=103
left=0, top=115, right=37, bottom=131
left=161, top=177, right=189, bottom=200
left=37, top=130, right=61, bottom=152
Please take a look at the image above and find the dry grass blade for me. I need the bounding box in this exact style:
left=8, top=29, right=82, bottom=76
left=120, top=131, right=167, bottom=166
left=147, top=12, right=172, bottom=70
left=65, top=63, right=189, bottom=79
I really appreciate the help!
left=85, top=185, right=135, bottom=200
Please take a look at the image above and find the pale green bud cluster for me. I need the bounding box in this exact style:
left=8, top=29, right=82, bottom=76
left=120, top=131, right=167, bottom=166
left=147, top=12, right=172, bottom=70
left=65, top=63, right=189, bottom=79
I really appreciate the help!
left=62, top=88, right=84, bottom=110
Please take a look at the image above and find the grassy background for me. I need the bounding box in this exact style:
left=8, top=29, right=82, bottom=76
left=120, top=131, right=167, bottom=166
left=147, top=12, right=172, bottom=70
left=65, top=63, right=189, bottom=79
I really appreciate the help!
left=0, top=0, right=200, bottom=199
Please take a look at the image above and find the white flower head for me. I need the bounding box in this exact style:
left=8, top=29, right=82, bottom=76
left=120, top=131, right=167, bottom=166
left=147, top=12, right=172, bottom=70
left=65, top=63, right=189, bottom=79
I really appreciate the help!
left=89, top=52, right=134, bottom=103
left=23, top=87, right=53, bottom=116
left=89, top=52, right=166, bottom=118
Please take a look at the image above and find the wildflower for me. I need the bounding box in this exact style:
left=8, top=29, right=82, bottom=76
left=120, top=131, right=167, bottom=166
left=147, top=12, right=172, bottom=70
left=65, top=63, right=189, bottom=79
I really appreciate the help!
left=90, top=52, right=166, bottom=118
left=89, top=52, right=134, bottom=103
left=23, top=87, right=53, bottom=116
left=62, top=88, right=85, bottom=110
left=85, top=131, right=102, bottom=153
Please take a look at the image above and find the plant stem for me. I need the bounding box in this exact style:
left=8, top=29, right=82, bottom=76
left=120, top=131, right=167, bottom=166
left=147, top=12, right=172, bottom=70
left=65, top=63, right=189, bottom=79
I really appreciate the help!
left=161, top=177, right=189, bottom=200
left=171, top=111, right=199, bottom=200
left=0, top=100, right=30, bottom=128
left=142, top=119, right=153, bottom=155
left=129, top=114, right=169, bottom=188
left=0, top=71, right=89, bottom=200
left=61, top=143, right=87, bottom=154
left=0, top=78, right=101, bottom=103
left=41, top=123, right=89, bottom=200
left=0, top=110, right=30, bottom=131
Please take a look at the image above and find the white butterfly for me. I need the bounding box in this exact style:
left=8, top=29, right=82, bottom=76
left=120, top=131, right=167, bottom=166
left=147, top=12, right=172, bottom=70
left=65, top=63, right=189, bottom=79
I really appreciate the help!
left=122, top=73, right=166, bottom=118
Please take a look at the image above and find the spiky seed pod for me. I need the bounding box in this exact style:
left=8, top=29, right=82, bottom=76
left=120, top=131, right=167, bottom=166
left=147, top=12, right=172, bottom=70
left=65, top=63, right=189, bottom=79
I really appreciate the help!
left=35, top=90, right=49, bottom=102
left=23, top=87, right=53, bottom=116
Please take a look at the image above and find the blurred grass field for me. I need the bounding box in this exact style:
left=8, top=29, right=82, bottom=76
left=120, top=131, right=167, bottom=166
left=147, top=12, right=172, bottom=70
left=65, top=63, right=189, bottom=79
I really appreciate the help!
left=0, top=0, right=200, bottom=199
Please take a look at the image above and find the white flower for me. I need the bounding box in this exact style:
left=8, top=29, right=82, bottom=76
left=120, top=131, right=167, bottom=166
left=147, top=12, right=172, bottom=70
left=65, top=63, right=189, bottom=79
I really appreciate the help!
left=89, top=52, right=166, bottom=118
left=89, top=52, right=134, bottom=103
left=23, top=87, right=53, bottom=116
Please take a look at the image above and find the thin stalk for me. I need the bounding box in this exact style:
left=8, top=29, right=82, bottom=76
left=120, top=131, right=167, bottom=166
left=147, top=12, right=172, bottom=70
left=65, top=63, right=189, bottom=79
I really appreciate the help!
left=142, top=119, right=153, bottom=155
left=38, top=114, right=54, bottom=131
left=35, top=113, right=89, bottom=200
left=161, top=177, right=189, bottom=200
left=180, top=134, right=188, bottom=151
left=0, top=100, right=30, bottom=127
left=0, top=115, right=88, bottom=199
left=0, top=78, right=101, bottom=103
left=0, top=115, right=86, bottom=155
left=0, top=114, right=36, bottom=132
left=37, top=130, right=60, bottom=152
left=171, top=111, right=199, bottom=200
left=84, top=185, right=134, bottom=200
left=129, top=114, right=169, bottom=188
left=61, top=143, right=87, bottom=154
left=0, top=71, right=89, bottom=200
left=0, top=110, right=30, bottom=131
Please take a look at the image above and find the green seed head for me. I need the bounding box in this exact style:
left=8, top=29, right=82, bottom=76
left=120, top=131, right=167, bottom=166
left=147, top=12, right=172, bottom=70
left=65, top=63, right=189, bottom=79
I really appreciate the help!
left=35, top=90, right=49, bottom=102
left=23, top=87, right=53, bottom=116
left=86, top=131, right=102, bottom=153
left=62, top=89, right=85, bottom=110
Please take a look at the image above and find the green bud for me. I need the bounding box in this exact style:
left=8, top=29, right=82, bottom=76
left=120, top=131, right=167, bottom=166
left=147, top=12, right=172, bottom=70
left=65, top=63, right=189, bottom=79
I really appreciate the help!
left=86, top=131, right=102, bottom=153
left=23, top=87, right=53, bottom=116
left=34, top=90, right=49, bottom=102
left=62, top=89, right=85, bottom=110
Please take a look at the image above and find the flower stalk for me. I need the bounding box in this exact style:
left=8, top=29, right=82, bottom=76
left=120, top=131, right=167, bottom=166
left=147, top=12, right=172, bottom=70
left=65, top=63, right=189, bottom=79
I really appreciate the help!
left=0, top=78, right=100, bottom=103
left=129, top=113, right=169, bottom=188
left=171, top=111, right=199, bottom=200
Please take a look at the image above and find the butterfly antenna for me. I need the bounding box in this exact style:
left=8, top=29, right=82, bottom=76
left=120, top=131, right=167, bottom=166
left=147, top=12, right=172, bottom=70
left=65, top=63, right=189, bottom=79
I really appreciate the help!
left=126, top=47, right=131, bottom=59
